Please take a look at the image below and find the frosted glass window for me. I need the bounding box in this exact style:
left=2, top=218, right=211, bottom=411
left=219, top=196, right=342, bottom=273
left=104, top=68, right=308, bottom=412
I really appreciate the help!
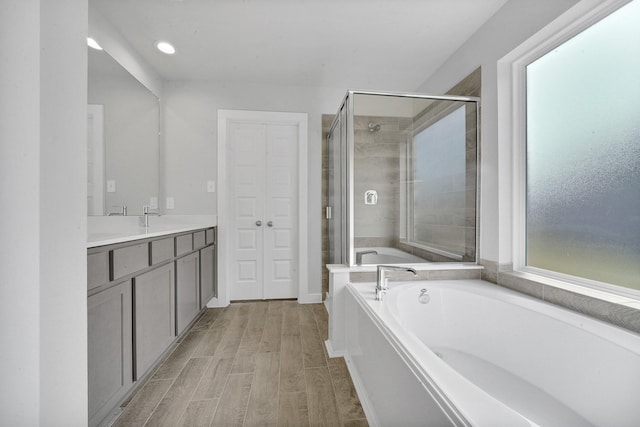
left=411, top=106, right=466, bottom=256
left=526, top=0, right=640, bottom=290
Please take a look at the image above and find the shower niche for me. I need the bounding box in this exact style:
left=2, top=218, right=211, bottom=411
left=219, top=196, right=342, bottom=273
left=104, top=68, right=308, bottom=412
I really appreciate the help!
left=326, top=90, right=479, bottom=266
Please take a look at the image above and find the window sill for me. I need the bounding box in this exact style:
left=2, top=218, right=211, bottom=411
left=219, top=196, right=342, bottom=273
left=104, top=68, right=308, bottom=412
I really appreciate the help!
left=498, top=270, right=640, bottom=334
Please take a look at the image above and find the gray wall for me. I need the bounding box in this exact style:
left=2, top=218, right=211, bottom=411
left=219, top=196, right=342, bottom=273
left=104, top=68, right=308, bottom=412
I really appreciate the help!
left=162, top=80, right=346, bottom=297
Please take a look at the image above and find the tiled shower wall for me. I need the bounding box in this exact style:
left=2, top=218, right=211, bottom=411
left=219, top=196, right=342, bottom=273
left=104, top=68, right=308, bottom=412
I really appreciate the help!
left=353, top=115, right=412, bottom=249
left=353, top=104, right=478, bottom=263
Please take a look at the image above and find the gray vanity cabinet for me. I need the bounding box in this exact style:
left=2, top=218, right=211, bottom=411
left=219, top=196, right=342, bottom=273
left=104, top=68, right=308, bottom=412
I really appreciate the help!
left=134, top=262, right=176, bottom=379
left=88, top=280, right=133, bottom=427
left=200, top=243, right=217, bottom=308
left=88, top=227, right=216, bottom=427
left=176, top=251, right=200, bottom=335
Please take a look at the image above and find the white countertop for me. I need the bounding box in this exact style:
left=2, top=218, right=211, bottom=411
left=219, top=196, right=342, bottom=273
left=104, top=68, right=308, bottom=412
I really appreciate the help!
left=88, top=215, right=217, bottom=248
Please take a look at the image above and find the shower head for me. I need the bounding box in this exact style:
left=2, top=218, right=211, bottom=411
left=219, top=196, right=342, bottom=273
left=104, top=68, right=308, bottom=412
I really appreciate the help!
left=368, top=122, right=381, bottom=133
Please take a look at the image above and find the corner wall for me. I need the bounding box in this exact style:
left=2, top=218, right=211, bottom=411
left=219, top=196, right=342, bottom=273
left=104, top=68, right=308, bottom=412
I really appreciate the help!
left=0, top=0, right=89, bottom=425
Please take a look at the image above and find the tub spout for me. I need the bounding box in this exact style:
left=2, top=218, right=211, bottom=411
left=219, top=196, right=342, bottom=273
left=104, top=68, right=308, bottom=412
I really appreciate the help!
left=356, top=250, right=378, bottom=265
left=376, top=265, right=417, bottom=301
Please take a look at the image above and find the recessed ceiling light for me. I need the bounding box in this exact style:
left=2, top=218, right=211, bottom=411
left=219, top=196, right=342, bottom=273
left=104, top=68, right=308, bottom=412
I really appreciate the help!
left=155, top=41, right=176, bottom=55
left=87, top=37, right=103, bottom=50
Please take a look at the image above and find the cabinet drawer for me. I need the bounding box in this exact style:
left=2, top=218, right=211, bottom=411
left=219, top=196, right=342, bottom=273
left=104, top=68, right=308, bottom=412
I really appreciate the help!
left=206, top=228, right=215, bottom=245
left=193, top=231, right=206, bottom=250
left=175, top=234, right=193, bottom=256
left=113, top=244, right=149, bottom=280
left=151, top=238, right=174, bottom=265
left=87, top=252, right=109, bottom=290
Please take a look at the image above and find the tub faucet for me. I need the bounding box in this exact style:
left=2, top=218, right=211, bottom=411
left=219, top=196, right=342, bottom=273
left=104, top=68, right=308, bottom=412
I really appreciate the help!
left=356, top=250, right=378, bottom=265
left=376, top=265, right=417, bottom=301
left=142, top=205, right=160, bottom=228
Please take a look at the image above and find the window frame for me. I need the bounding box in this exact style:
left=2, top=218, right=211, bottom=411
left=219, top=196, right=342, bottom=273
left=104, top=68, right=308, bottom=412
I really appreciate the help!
left=507, top=0, right=640, bottom=299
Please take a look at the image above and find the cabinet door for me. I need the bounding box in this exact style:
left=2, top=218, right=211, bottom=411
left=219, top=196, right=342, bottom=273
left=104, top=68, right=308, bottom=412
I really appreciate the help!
left=134, top=263, right=175, bottom=379
left=88, top=281, right=133, bottom=427
left=200, top=244, right=217, bottom=308
left=176, top=252, right=200, bottom=335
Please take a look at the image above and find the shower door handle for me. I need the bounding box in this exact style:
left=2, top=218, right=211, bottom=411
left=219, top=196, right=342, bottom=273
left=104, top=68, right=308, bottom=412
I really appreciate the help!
left=256, top=220, right=262, bottom=226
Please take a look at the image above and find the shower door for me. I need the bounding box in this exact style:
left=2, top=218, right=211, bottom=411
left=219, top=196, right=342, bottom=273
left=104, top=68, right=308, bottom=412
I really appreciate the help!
left=326, top=103, right=348, bottom=265
left=347, top=91, right=478, bottom=265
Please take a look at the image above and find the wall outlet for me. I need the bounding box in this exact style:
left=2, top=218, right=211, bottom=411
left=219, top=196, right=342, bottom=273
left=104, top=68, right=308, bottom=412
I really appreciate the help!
left=166, top=197, right=174, bottom=209
left=207, top=180, right=216, bottom=193
left=106, top=180, right=116, bottom=193
left=149, top=197, right=158, bottom=209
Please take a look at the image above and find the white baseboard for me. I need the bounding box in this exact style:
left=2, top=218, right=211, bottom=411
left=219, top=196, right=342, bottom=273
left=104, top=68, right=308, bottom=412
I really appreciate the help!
left=206, top=297, right=229, bottom=308
left=323, top=294, right=332, bottom=316
left=298, top=292, right=323, bottom=304
left=324, top=339, right=345, bottom=358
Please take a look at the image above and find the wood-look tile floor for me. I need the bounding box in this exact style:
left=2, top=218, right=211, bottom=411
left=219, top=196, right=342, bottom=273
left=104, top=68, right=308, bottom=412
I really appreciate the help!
left=113, top=301, right=368, bottom=427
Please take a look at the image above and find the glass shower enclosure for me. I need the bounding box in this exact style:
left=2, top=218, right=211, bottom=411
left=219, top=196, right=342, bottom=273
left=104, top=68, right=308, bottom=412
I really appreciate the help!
left=326, top=90, right=479, bottom=266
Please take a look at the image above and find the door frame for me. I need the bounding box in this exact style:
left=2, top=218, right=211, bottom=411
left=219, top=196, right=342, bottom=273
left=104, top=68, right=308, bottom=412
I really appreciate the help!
left=215, top=109, right=310, bottom=306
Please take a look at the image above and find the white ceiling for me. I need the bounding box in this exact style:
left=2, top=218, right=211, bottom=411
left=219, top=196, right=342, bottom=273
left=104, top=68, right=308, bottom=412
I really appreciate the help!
left=91, top=0, right=509, bottom=90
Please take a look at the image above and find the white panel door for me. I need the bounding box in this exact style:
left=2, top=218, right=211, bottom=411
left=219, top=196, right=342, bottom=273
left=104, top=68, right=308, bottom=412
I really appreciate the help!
left=228, top=121, right=298, bottom=300
left=264, top=124, right=298, bottom=299
left=229, top=123, right=266, bottom=300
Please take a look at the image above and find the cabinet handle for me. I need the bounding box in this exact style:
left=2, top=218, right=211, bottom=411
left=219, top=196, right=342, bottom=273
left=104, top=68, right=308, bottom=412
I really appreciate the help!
left=267, top=221, right=273, bottom=227
left=256, top=220, right=262, bottom=226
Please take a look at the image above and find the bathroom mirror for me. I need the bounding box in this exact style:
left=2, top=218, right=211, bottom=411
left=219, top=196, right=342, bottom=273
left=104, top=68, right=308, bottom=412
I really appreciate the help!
left=87, top=47, right=160, bottom=216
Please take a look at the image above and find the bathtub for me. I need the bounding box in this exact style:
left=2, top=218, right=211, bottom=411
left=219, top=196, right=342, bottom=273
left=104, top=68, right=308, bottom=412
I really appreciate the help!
left=343, top=280, right=640, bottom=427
left=355, top=247, right=427, bottom=264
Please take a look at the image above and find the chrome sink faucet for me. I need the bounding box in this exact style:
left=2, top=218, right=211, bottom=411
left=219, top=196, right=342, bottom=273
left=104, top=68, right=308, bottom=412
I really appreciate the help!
left=376, top=265, right=417, bottom=301
left=142, top=205, right=160, bottom=228
left=356, top=250, right=378, bottom=265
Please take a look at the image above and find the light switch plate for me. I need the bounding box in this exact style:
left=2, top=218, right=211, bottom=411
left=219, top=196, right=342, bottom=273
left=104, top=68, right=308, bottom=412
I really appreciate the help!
left=149, top=197, right=158, bottom=209
left=207, top=180, right=216, bottom=193
left=166, top=197, right=174, bottom=209
left=106, top=180, right=116, bottom=193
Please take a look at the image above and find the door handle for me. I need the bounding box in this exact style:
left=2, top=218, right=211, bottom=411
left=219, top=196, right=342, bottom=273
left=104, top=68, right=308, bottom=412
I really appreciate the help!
left=267, top=221, right=273, bottom=227
left=256, top=220, right=262, bottom=226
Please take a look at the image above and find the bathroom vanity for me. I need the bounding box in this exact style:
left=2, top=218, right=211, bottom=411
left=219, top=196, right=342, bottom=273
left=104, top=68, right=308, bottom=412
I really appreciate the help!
left=87, top=225, right=217, bottom=427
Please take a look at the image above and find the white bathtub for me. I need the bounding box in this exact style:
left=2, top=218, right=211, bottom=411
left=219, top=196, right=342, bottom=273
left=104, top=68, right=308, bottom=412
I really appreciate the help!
left=343, top=280, right=640, bottom=427
left=355, top=247, right=427, bottom=264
